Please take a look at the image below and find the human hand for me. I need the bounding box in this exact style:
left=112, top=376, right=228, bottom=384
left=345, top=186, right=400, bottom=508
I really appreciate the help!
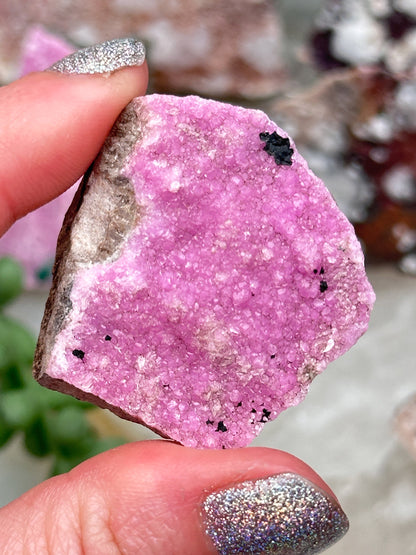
left=0, top=41, right=348, bottom=554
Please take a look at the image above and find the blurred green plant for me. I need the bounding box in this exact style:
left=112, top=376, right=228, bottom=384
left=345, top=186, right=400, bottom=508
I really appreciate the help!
left=0, top=256, right=126, bottom=476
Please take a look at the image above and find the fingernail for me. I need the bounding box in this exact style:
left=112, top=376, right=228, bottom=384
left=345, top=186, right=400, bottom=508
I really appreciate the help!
left=48, top=37, right=145, bottom=75
left=202, top=473, right=349, bottom=555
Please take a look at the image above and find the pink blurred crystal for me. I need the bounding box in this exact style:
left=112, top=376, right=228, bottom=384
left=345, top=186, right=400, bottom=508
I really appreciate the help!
left=35, top=95, right=375, bottom=448
left=0, top=27, right=77, bottom=288
left=19, top=25, right=75, bottom=75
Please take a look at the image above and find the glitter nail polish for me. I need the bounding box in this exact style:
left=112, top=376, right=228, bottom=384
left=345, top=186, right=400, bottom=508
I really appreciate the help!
left=202, top=473, right=349, bottom=554
left=49, top=38, right=145, bottom=75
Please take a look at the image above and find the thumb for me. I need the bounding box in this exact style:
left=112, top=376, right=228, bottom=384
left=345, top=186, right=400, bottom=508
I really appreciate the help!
left=0, top=441, right=349, bottom=554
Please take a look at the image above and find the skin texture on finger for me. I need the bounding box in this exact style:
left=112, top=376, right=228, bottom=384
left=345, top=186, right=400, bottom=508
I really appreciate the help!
left=0, top=441, right=342, bottom=555
left=0, top=65, right=148, bottom=236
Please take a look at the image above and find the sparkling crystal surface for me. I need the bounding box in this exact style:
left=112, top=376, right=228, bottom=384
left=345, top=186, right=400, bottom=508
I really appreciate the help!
left=37, top=95, right=375, bottom=448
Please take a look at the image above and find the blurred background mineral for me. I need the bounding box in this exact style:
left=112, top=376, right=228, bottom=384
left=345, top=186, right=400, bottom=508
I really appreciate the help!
left=0, top=0, right=287, bottom=98
left=304, top=0, right=416, bottom=273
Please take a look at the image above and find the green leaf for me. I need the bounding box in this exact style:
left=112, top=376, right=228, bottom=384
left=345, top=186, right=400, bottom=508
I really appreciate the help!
left=0, top=257, right=24, bottom=307
left=46, top=406, right=92, bottom=446
left=0, top=315, right=36, bottom=371
left=0, top=410, right=14, bottom=447
left=0, top=389, right=40, bottom=429
left=24, top=417, right=52, bottom=457
left=86, top=436, right=126, bottom=459
left=0, top=363, right=25, bottom=391
left=49, top=456, right=77, bottom=476
left=49, top=436, right=127, bottom=476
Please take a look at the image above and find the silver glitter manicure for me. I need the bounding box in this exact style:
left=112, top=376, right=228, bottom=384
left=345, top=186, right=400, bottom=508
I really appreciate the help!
left=49, top=38, right=145, bottom=75
left=202, top=473, right=349, bottom=555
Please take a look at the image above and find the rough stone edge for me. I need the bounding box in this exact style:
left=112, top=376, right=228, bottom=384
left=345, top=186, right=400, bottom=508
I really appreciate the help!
left=34, top=374, right=171, bottom=440
left=33, top=98, right=147, bottom=384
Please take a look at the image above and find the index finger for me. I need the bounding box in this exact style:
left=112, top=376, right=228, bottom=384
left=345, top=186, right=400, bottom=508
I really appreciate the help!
left=0, top=63, right=148, bottom=236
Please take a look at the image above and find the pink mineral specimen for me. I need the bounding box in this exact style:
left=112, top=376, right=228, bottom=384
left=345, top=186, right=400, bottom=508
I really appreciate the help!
left=0, top=27, right=78, bottom=288
left=34, top=95, right=375, bottom=448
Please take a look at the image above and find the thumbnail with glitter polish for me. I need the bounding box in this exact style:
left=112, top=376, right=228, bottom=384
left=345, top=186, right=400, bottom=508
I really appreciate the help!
left=49, top=37, right=145, bottom=75
left=202, top=473, right=349, bottom=555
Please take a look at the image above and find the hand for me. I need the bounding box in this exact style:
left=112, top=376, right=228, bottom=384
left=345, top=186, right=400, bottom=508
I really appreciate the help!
left=0, top=54, right=348, bottom=554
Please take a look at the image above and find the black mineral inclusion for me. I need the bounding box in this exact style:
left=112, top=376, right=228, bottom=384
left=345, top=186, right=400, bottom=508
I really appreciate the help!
left=260, top=131, right=294, bottom=166
left=72, top=349, right=85, bottom=360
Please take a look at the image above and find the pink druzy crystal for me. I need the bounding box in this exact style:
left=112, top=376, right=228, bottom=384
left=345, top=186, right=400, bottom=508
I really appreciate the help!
left=35, top=95, right=375, bottom=448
